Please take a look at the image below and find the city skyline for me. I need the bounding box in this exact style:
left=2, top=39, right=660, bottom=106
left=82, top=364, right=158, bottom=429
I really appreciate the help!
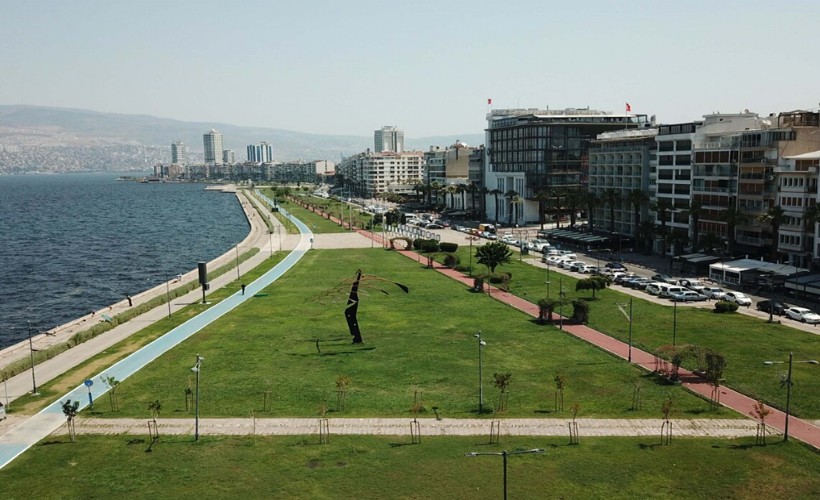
left=2, top=1, right=820, bottom=138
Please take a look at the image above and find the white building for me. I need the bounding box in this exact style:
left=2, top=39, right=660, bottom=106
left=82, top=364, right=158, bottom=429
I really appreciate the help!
left=374, top=126, right=404, bottom=153
left=203, top=129, right=223, bottom=165
left=337, top=150, right=423, bottom=196
left=171, top=140, right=187, bottom=165
left=247, top=142, right=273, bottom=163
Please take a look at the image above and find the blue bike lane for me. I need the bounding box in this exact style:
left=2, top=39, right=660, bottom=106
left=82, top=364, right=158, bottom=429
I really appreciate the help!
left=0, top=198, right=311, bottom=469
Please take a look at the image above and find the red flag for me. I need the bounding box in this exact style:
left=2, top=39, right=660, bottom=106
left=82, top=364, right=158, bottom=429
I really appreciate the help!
left=625, top=102, right=632, bottom=112
left=487, top=98, right=492, bottom=105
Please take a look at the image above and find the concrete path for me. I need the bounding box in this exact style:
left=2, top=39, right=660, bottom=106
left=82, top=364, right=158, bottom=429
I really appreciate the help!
left=0, top=193, right=313, bottom=469
left=73, top=416, right=766, bottom=439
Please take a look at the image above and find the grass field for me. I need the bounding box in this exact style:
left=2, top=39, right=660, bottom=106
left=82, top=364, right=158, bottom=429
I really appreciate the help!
left=86, top=248, right=717, bottom=420
left=437, top=246, right=820, bottom=418
left=1, top=434, right=817, bottom=499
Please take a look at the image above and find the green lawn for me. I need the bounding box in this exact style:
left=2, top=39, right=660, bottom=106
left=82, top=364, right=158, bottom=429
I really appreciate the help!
left=440, top=245, right=820, bottom=418
left=1, top=435, right=817, bottom=499
left=91, top=249, right=717, bottom=419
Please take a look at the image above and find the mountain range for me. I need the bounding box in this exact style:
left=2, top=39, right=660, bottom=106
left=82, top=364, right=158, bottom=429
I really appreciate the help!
left=0, top=105, right=484, bottom=171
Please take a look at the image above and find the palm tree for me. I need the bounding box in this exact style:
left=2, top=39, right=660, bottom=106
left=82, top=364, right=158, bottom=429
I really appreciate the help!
left=430, top=181, right=442, bottom=206
left=475, top=241, right=513, bottom=274
left=757, top=205, right=787, bottom=261
left=505, top=189, right=519, bottom=225
left=466, top=183, right=477, bottom=214
left=637, top=220, right=656, bottom=254
left=720, top=206, right=744, bottom=256
left=803, top=202, right=820, bottom=259
left=601, top=188, right=620, bottom=234
left=627, top=189, right=649, bottom=244
left=565, top=189, right=583, bottom=228
left=534, top=190, right=552, bottom=230
left=412, top=181, right=425, bottom=202
left=490, top=188, right=503, bottom=226
left=457, top=184, right=467, bottom=211
left=550, top=189, right=566, bottom=228
left=446, top=185, right=458, bottom=210
left=685, top=200, right=703, bottom=251
left=478, top=186, right=490, bottom=220
left=583, top=190, right=599, bottom=233
left=650, top=199, right=674, bottom=257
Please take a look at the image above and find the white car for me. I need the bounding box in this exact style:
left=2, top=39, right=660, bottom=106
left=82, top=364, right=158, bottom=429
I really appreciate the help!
left=724, top=292, right=752, bottom=306
left=670, top=291, right=708, bottom=302
left=785, top=307, right=820, bottom=324
left=579, top=264, right=599, bottom=274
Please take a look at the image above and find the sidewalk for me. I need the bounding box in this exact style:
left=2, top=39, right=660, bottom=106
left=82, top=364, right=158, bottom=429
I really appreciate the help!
left=73, top=416, right=765, bottom=439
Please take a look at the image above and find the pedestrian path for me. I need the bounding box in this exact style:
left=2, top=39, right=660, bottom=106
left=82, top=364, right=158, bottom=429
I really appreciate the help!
left=73, top=416, right=765, bottom=439
left=0, top=199, right=312, bottom=470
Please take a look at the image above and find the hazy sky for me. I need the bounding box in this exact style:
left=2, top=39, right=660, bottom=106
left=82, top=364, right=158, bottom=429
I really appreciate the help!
left=3, top=1, right=820, bottom=137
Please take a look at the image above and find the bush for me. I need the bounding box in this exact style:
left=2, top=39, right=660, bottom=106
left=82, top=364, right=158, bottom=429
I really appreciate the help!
left=454, top=264, right=472, bottom=273
left=571, top=299, right=590, bottom=324
left=443, top=254, right=459, bottom=268
left=440, top=242, right=459, bottom=253
left=488, top=272, right=511, bottom=284
left=420, top=240, right=440, bottom=253
left=714, top=300, right=739, bottom=313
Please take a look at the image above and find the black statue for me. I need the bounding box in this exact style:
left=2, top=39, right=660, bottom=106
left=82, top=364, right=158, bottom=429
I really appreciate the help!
left=343, top=269, right=409, bottom=344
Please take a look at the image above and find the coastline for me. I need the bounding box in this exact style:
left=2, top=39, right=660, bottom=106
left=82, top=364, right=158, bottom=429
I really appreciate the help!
left=0, top=185, right=260, bottom=374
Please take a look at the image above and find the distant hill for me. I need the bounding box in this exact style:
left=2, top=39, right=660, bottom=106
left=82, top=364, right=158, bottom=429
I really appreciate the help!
left=0, top=105, right=484, bottom=166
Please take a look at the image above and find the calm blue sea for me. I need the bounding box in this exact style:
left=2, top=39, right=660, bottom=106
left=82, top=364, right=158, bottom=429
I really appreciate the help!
left=0, top=173, right=248, bottom=348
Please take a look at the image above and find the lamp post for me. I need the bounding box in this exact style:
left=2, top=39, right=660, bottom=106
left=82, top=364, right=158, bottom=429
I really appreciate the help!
left=191, top=354, right=204, bottom=441
left=468, top=235, right=479, bottom=277
left=617, top=298, right=634, bottom=363
left=27, top=321, right=37, bottom=395
left=269, top=229, right=274, bottom=258
left=235, top=244, right=241, bottom=281
left=672, top=300, right=678, bottom=346
left=558, top=276, right=565, bottom=329
left=545, top=260, right=551, bottom=299
left=474, top=331, right=486, bottom=413
left=763, top=353, right=818, bottom=442
left=165, top=276, right=172, bottom=319
left=465, top=448, right=544, bottom=500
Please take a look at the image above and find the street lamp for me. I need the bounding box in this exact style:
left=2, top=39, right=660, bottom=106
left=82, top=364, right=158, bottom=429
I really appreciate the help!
left=27, top=321, right=38, bottom=395
left=235, top=245, right=241, bottom=281
left=465, top=448, right=545, bottom=500
left=474, top=331, right=486, bottom=413
left=165, top=276, right=172, bottom=319
left=763, top=353, right=818, bottom=442
left=617, top=298, right=634, bottom=363
left=545, top=260, right=551, bottom=299
left=559, top=277, right=566, bottom=330
left=468, top=235, right=479, bottom=277
left=191, top=354, right=204, bottom=441
left=672, top=300, right=678, bottom=346
left=269, top=229, right=274, bottom=258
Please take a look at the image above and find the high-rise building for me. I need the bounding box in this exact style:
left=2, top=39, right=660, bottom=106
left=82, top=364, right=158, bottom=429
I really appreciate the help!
left=203, top=129, right=223, bottom=165
left=247, top=142, right=273, bottom=163
left=222, top=150, right=235, bottom=165
left=374, top=126, right=404, bottom=153
left=171, top=140, right=187, bottom=164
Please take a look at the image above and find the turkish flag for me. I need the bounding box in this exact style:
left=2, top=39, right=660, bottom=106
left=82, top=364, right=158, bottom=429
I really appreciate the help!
left=626, top=103, right=632, bottom=112
left=488, top=98, right=492, bottom=105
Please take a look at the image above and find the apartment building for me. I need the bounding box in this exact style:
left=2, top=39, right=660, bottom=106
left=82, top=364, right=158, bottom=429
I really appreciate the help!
left=336, top=150, right=424, bottom=197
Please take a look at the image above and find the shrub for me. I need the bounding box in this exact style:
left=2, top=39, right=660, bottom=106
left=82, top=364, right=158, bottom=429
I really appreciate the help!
left=571, top=299, right=590, bottom=324
left=454, top=264, right=472, bottom=273
left=420, top=240, right=440, bottom=253
left=439, top=242, right=459, bottom=253
left=443, top=254, right=459, bottom=268
left=714, top=300, right=739, bottom=313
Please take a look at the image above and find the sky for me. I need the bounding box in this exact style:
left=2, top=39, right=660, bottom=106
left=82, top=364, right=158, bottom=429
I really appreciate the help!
left=3, top=0, right=820, bottom=138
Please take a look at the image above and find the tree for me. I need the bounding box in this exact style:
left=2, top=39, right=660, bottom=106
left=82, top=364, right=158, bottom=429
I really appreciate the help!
left=637, top=220, right=656, bottom=254
left=554, top=373, right=567, bottom=412
left=627, top=189, right=649, bottom=244
left=803, top=202, right=820, bottom=257
left=650, top=199, right=674, bottom=257
left=62, top=399, right=80, bottom=442
left=720, top=206, right=744, bottom=255
left=601, top=188, right=620, bottom=233
left=457, top=184, right=467, bottom=211
left=583, top=190, right=600, bottom=233
left=571, top=299, right=590, bottom=324
left=100, top=374, right=120, bottom=412
left=446, top=185, right=458, bottom=209
left=757, top=205, right=787, bottom=261
left=505, top=190, right=519, bottom=226
left=565, top=189, right=583, bottom=227
left=475, top=242, right=513, bottom=274
left=478, top=186, right=490, bottom=219
left=493, top=372, right=512, bottom=412
left=550, top=189, right=566, bottom=228
left=537, top=298, right=557, bottom=324
left=685, top=200, right=703, bottom=251
left=534, top=190, right=552, bottom=230
left=575, top=276, right=607, bottom=299
left=490, top=189, right=503, bottom=226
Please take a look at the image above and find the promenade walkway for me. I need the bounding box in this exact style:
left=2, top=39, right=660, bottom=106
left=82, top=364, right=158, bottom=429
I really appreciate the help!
left=0, top=193, right=311, bottom=470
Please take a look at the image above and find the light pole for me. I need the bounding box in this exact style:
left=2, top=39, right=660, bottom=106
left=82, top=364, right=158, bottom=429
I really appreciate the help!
left=235, top=245, right=241, bottom=281
left=618, top=298, right=634, bottom=363
left=465, top=448, right=544, bottom=500
left=559, top=277, right=565, bottom=330
left=672, top=300, right=678, bottom=346
left=545, top=260, right=551, bottom=299
left=763, top=353, right=818, bottom=442
left=269, top=229, right=274, bottom=258
left=468, top=235, right=479, bottom=277
left=474, top=331, right=486, bottom=413
left=165, top=276, right=172, bottom=319
left=191, top=354, right=204, bottom=441
left=27, top=321, right=37, bottom=395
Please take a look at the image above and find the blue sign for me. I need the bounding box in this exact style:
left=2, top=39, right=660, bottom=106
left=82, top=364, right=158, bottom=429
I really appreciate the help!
left=84, top=379, right=93, bottom=387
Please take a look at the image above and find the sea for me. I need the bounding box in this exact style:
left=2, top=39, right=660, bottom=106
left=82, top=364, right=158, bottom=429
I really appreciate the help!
left=0, top=173, right=249, bottom=349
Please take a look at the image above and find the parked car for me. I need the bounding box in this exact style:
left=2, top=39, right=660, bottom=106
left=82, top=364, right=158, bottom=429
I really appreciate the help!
left=724, top=292, right=752, bottom=307
left=651, top=274, right=677, bottom=284
left=659, top=285, right=686, bottom=298
left=605, top=262, right=628, bottom=271
left=580, top=264, right=599, bottom=274
left=756, top=300, right=790, bottom=316
left=701, top=287, right=727, bottom=300
left=569, top=261, right=587, bottom=272
left=670, top=290, right=708, bottom=302
left=614, top=273, right=637, bottom=284
left=426, top=223, right=444, bottom=229
left=645, top=283, right=666, bottom=295
left=562, top=260, right=584, bottom=270
left=679, top=278, right=704, bottom=288
left=785, top=307, right=820, bottom=324
left=626, top=277, right=653, bottom=289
